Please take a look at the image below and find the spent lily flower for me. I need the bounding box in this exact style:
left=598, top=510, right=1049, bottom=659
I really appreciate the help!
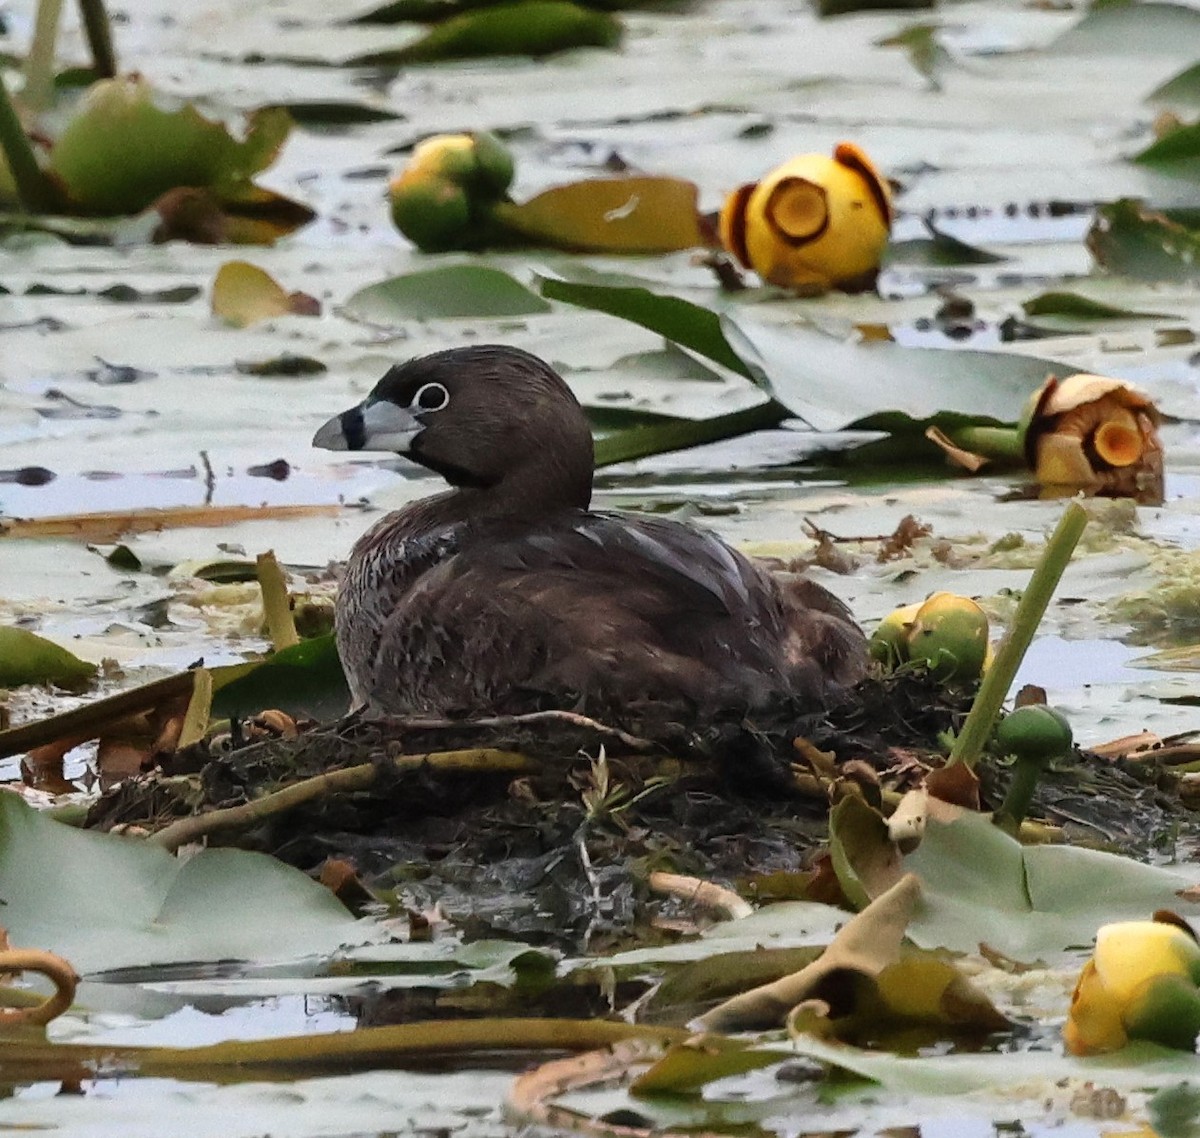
left=868, top=593, right=989, bottom=684
left=1065, top=912, right=1200, bottom=1056
left=718, top=142, right=893, bottom=292
left=389, top=131, right=515, bottom=252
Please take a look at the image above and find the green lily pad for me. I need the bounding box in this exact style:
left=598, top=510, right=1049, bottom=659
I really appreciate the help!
left=0, top=794, right=363, bottom=973
left=345, top=265, right=552, bottom=322
left=0, top=626, right=96, bottom=690
left=1022, top=290, right=1177, bottom=321
left=1052, top=1, right=1200, bottom=56
left=1150, top=61, right=1200, bottom=109
left=48, top=77, right=293, bottom=217
left=493, top=176, right=706, bottom=253
left=1134, top=120, right=1200, bottom=173
left=886, top=228, right=1007, bottom=267
left=351, top=0, right=621, bottom=64
left=1088, top=198, right=1200, bottom=282
left=211, top=633, right=350, bottom=721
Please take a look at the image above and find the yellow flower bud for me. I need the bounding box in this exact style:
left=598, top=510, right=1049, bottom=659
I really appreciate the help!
left=1065, top=915, right=1200, bottom=1056
left=718, top=142, right=892, bottom=291
left=905, top=592, right=989, bottom=684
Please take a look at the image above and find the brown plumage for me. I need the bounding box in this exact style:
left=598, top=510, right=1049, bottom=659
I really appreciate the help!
left=313, top=345, right=865, bottom=719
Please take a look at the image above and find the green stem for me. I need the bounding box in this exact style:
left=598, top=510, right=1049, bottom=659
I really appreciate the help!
left=947, top=501, right=1088, bottom=770
left=995, top=759, right=1041, bottom=835
left=0, top=74, right=56, bottom=212
left=944, top=424, right=1025, bottom=464
left=78, top=0, right=117, bottom=77
left=23, top=0, right=64, bottom=112
left=594, top=401, right=789, bottom=468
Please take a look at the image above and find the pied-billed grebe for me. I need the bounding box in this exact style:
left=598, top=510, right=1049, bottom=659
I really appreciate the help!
left=313, top=345, right=865, bottom=719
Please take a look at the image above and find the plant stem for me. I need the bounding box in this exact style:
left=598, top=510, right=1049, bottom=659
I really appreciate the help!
left=945, top=424, right=1025, bottom=464
left=23, top=0, right=64, bottom=112
left=77, top=0, right=117, bottom=78
left=0, top=75, right=56, bottom=212
left=946, top=500, right=1088, bottom=770
left=995, top=760, right=1041, bottom=836
left=594, top=400, right=789, bottom=468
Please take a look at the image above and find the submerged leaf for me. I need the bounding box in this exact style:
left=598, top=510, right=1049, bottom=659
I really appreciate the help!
left=0, top=627, right=96, bottom=690
left=493, top=176, right=705, bottom=253
left=1088, top=199, right=1200, bottom=282
left=345, top=265, right=552, bottom=322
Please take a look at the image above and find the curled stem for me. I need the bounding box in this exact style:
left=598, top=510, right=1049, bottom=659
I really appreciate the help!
left=947, top=501, right=1088, bottom=770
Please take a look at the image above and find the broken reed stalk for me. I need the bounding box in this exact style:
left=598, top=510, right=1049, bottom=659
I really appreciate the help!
left=593, top=401, right=788, bottom=468
left=256, top=550, right=300, bottom=651
left=0, top=75, right=57, bottom=212
left=77, top=0, right=117, bottom=78
left=947, top=500, right=1088, bottom=770
left=148, top=748, right=536, bottom=851
left=22, top=0, right=63, bottom=111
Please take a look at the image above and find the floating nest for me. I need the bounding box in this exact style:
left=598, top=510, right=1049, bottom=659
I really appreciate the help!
left=84, top=671, right=1196, bottom=949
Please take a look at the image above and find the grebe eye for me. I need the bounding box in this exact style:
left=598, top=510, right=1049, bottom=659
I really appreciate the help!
left=412, top=382, right=450, bottom=412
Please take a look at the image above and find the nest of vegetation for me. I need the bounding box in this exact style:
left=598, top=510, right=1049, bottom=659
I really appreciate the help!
left=84, top=671, right=1195, bottom=949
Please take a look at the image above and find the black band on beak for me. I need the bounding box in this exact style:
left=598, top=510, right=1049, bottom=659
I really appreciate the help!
left=341, top=405, right=367, bottom=451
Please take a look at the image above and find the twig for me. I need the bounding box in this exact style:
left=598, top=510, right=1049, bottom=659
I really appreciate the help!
left=947, top=501, right=1088, bottom=770
left=0, top=949, right=78, bottom=1027
left=256, top=550, right=299, bottom=651
left=149, top=748, right=535, bottom=852
left=648, top=872, right=753, bottom=920
left=378, top=709, right=659, bottom=753
left=77, top=0, right=117, bottom=78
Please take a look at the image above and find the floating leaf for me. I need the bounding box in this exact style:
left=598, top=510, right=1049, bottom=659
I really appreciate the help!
left=0, top=795, right=361, bottom=973
left=494, top=176, right=705, bottom=253
left=0, top=626, right=96, bottom=690
left=48, top=77, right=294, bottom=216
left=1088, top=199, right=1200, bottom=282
left=1022, top=290, right=1176, bottom=322
left=1150, top=61, right=1200, bottom=109
left=1134, top=119, right=1200, bottom=168
left=886, top=228, right=1006, bottom=266
left=210, top=633, right=350, bottom=721
left=211, top=260, right=320, bottom=327
left=345, top=265, right=551, bottom=322
left=351, top=0, right=621, bottom=64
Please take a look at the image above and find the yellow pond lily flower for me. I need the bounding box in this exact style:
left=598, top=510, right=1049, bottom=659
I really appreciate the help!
left=718, top=142, right=893, bottom=292
left=1023, top=373, right=1164, bottom=505
left=1065, top=914, right=1200, bottom=1056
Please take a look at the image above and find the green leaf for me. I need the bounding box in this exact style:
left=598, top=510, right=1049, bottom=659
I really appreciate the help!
left=49, top=77, right=292, bottom=216
left=351, top=0, right=622, bottom=64
left=539, top=277, right=753, bottom=377
left=1150, top=61, right=1200, bottom=109
left=1088, top=198, right=1200, bottom=282
left=344, top=265, right=552, bottom=322
left=885, top=229, right=1007, bottom=267
left=493, top=176, right=706, bottom=253
left=594, top=403, right=788, bottom=466
left=1134, top=119, right=1200, bottom=170
left=211, top=633, right=350, bottom=721
left=0, top=626, right=96, bottom=690
left=0, top=794, right=361, bottom=973
left=1022, top=290, right=1176, bottom=321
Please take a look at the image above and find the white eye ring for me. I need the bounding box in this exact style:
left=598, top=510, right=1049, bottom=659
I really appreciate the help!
left=412, top=381, right=450, bottom=413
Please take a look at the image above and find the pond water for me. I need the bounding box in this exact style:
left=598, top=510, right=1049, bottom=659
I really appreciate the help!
left=3, top=0, right=1200, bottom=1134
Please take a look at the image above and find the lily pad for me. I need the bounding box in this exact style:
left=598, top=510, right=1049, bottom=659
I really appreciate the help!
left=211, top=260, right=320, bottom=327
left=0, top=794, right=362, bottom=973
left=1022, top=290, right=1176, bottom=322
left=0, top=626, right=96, bottom=690
left=345, top=265, right=552, bottom=322
left=1134, top=119, right=1200, bottom=171
left=1052, top=1, right=1200, bottom=56
left=1150, top=61, right=1200, bottom=109
left=211, top=634, right=350, bottom=721
left=493, top=176, right=706, bottom=253
left=351, top=0, right=621, bottom=64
